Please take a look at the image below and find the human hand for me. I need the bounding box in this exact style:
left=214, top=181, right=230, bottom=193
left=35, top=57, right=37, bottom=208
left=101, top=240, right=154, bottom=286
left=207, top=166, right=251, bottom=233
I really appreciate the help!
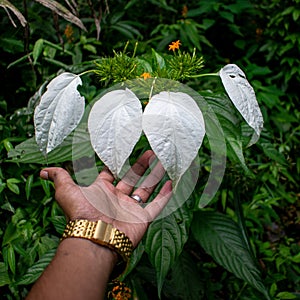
left=40, top=150, right=172, bottom=247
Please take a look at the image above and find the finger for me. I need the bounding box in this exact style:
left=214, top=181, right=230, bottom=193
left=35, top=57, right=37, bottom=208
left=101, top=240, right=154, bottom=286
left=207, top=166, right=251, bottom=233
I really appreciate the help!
left=40, top=167, right=79, bottom=216
left=145, top=180, right=172, bottom=220
left=131, top=160, right=165, bottom=203
left=116, top=150, right=156, bottom=194
left=40, top=167, right=75, bottom=188
left=95, top=166, right=115, bottom=184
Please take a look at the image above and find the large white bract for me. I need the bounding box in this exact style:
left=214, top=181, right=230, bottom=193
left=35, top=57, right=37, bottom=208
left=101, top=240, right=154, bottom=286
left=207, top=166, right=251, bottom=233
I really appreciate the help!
left=219, top=64, right=264, bottom=146
left=34, top=72, right=85, bottom=154
left=143, top=91, right=205, bottom=188
left=88, top=88, right=143, bottom=177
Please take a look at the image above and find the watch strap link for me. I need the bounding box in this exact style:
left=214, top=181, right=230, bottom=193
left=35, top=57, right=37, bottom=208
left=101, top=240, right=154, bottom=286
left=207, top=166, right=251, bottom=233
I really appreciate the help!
left=62, top=219, right=133, bottom=263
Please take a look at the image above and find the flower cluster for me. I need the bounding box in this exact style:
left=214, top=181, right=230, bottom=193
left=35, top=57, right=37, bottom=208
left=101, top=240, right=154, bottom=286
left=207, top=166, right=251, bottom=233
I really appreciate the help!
left=167, top=40, right=204, bottom=80
left=93, top=39, right=204, bottom=84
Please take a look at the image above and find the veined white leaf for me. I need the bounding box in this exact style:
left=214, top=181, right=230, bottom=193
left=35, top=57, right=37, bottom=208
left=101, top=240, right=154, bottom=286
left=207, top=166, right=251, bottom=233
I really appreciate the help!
left=143, top=91, right=205, bottom=187
left=219, top=64, right=263, bottom=146
left=88, top=88, right=142, bottom=177
left=34, top=72, right=85, bottom=154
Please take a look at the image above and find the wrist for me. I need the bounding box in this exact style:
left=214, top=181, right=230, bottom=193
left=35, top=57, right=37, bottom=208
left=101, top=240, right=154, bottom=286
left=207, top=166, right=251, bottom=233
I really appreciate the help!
left=59, top=237, right=118, bottom=267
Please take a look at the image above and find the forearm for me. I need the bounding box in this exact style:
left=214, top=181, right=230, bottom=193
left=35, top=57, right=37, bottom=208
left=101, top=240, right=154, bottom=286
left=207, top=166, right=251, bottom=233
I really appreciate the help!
left=26, top=238, right=117, bottom=300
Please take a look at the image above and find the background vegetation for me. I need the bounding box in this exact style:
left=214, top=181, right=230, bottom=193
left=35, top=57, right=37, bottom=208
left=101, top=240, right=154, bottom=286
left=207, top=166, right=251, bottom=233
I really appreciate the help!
left=0, top=0, right=299, bottom=299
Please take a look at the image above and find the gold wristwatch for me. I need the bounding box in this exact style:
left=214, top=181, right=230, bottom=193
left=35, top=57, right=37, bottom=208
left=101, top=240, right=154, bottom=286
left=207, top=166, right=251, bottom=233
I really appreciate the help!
left=61, top=219, right=133, bottom=266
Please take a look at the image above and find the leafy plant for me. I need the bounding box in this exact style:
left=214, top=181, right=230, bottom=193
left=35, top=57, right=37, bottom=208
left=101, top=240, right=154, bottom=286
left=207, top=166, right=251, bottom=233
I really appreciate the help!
left=6, top=41, right=271, bottom=299
left=1, top=1, right=299, bottom=299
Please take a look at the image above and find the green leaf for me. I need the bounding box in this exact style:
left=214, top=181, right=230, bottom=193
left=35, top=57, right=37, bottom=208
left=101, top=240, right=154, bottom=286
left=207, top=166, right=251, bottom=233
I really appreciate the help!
left=202, top=92, right=239, bottom=123
left=33, top=38, right=44, bottom=64
left=13, top=243, right=28, bottom=257
left=36, top=236, right=59, bottom=257
left=40, top=177, right=51, bottom=198
left=16, top=248, right=56, bottom=285
left=151, top=48, right=166, bottom=70
left=8, top=125, right=94, bottom=164
left=164, top=251, right=204, bottom=300
left=49, top=215, right=66, bottom=235
left=257, top=137, right=287, bottom=165
left=0, top=180, right=6, bottom=194
left=0, top=262, right=10, bottom=287
left=137, top=58, right=153, bottom=73
left=291, top=252, right=300, bottom=263
left=121, top=242, right=145, bottom=278
left=111, top=21, right=142, bottom=39
left=226, top=135, right=250, bottom=174
left=204, top=92, right=252, bottom=174
left=3, top=139, right=14, bottom=152
left=163, top=87, right=225, bottom=209
left=144, top=203, right=192, bottom=296
left=6, top=178, right=21, bottom=184
left=219, top=11, right=234, bottom=23
left=224, top=124, right=253, bottom=175
left=83, top=44, right=97, bottom=54
left=3, top=245, right=16, bottom=274
left=2, top=222, right=18, bottom=245
left=181, top=20, right=201, bottom=50
left=7, top=245, right=16, bottom=274
left=192, top=211, right=270, bottom=299
left=276, top=292, right=297, bottom=299
left=292, top=9, right=300, bottom=21
left=6, top=178, right=20, bottom=194
left=25, top=174, right=34, bottom=200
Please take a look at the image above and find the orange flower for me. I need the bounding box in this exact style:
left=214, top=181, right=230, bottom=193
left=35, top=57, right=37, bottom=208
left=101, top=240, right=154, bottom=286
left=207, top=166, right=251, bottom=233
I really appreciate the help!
left=64, top=25, right=74, bottom=42
left=182, top=5, right=188, bottom=18
left=168, top=40, right=181, bottom=51
left=109, top=280, right=132, bottom=300
left=140, top=72, right=151, bottom=79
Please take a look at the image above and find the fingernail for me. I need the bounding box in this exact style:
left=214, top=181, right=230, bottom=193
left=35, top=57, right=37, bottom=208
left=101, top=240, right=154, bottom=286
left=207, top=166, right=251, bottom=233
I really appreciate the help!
left=40, top=170, right=49, bottom=180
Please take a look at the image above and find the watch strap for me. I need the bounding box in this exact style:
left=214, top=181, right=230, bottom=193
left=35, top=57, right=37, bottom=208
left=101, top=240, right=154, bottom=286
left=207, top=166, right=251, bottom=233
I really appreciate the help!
left=61, top=219, right=133, bottom=263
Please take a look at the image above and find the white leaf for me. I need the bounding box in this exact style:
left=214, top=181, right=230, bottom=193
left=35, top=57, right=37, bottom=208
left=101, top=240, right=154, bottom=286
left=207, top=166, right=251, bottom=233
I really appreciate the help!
left=34, top=72, right=85, bottom=154
left=219, top=64, right=264, bottom=146
left=143, top=91, right=205, bottom=187
left=88, top=88, right=142, bottom=177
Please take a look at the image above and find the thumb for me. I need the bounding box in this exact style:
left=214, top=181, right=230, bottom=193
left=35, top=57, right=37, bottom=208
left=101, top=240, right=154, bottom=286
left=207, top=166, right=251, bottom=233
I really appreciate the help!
left=40, top=167, right=75, bottom=190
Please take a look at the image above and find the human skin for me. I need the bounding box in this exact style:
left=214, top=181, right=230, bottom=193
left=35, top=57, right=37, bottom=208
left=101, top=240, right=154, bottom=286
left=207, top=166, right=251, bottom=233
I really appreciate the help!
left=26, top=150, right=172, bottom=300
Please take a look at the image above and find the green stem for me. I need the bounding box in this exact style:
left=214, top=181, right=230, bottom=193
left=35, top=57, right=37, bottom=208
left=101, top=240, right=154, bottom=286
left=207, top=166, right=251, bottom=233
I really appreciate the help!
left=233, top=282, right=247, bottom=300
left=132, top=41, right=138, bottom=58
left=149, top=77, right=157, bottom=100
left=78, top=69, right=97, bottom=77
left=123, top=40, right=130, bottom=54
left=188, top=72, right=219, bottom=78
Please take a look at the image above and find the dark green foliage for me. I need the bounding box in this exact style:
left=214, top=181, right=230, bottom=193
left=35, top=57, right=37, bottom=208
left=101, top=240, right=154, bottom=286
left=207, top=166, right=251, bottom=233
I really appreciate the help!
left=0, top=0, right=299, bottom=299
